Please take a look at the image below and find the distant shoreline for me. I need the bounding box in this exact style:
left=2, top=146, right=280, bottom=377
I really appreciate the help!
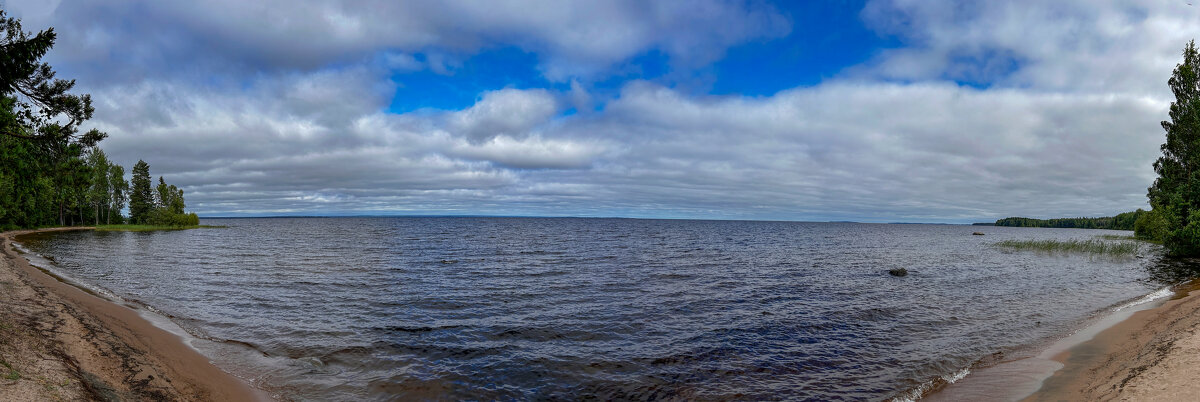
left=0, top=227, right=269, bottom=401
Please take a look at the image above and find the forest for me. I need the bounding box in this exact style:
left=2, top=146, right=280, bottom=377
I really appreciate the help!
left=991, top=210, right=1145, bottom=231
left=0, top=11, right=196, bottom=230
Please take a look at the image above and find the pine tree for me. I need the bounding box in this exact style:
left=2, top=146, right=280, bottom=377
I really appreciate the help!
left=129, top=160, right=153, bottom=224
left=1149, top=40, right=1200, bottom=255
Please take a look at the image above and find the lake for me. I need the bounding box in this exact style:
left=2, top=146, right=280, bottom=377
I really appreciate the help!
left=14, top=218, right=1195, bottom=400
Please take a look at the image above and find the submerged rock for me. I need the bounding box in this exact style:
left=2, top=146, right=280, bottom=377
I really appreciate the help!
left=888, top=268, right=908, bottom=277
left=972, top=232, right=985, bottom=236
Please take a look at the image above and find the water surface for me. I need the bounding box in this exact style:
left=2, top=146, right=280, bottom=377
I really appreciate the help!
left=15, top=218, right=1193, bottom=400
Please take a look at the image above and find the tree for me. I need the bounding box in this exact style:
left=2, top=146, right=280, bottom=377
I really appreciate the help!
left=155, top=176, right=168, bottom=208
left=1135, top=208, right=1168, bottom=242
left=1149, top=40, right=1200, bottom=255
left=0, top=9, right=109, bottom=229
left=0, top=10, right=105, bottom=147
left=129, top=160, right=153, bottom=224
left=167, top=184, right=185, bottom=214
left=107, top=163, right=127, bottom=224
left=86, top=148, right=110, bottom=225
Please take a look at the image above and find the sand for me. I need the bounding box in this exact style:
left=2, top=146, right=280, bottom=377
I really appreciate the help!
left=0, top=228, right=270, bottom=401
left=1026, top=280, right=1200, bottom=401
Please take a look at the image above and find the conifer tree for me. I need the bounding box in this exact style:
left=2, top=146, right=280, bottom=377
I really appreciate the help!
left=1149, top=40, right=1200, bottom=255
left=129, top=160, right=153, bottom=224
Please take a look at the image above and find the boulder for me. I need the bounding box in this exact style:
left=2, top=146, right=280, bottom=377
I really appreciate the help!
left=888, top=268, right=908, bottom=277
left=972, top=232, right=985, bottom=236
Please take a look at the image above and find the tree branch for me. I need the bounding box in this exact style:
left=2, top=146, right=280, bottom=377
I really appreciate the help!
left=1, top=130, right=41, bottom=140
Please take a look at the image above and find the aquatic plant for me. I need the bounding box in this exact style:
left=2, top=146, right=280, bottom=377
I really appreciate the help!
left=993, top=239, right=1142, bottom=256
left=1095, top=234, right=1138, bottom=241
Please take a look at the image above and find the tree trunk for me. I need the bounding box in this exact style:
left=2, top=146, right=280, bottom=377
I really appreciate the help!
left=95, top=203, right=99, bottom=226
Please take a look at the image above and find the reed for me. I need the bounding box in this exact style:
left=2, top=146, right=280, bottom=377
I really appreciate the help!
left=993, top=239, right=1141, bottom=256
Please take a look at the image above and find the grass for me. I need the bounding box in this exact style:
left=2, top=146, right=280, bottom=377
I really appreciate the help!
left=93, top=224, right=227, bottom=232
left=993, top=238, right=1143, bottom=256
left=1096, top=234, right=1138, bottom=241
left=1, top=360, right=18, bottom=381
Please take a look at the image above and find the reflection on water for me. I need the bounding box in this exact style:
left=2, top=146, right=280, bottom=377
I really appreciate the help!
left=1143, top=255, right=1200, bottom=285
left=14, top=218, right=1190, bottom=400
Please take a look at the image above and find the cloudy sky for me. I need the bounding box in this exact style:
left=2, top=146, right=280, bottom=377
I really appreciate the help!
left=4, top=1, right=1194, bottom=222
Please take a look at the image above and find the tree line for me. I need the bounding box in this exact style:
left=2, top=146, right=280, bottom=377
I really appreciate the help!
left=992, top=40, right=1200, bottom=254
left=0, top=10, right=196, bottom=230
left=991, top=210, right=1145, bottom=231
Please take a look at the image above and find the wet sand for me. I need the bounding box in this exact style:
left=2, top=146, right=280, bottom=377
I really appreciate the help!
left=1024, top=280, right=1200, bottom=401
left=0, top=228, right=269, bottom=401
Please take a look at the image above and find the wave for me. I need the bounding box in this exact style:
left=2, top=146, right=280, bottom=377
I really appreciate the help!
left=1111, top=286, right=1174, bottom=312
left=888, top=367, right=971, bottom=402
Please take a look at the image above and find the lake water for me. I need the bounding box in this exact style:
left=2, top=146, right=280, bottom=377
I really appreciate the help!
left=14, top=218, right=1198, bottom=400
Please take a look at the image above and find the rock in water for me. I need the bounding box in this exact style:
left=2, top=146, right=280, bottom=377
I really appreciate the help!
left=888, top=268, right=908, bottom=277
left=972, top=232, right=985, bottom=236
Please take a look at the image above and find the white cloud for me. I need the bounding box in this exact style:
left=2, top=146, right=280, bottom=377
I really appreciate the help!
left=859, top=0, right=1194, bottom=95
left=4, top=0, right=789, bottom=82
left=451, top=135, right=606, bottom=169
left=447, top=88, right=559, bottom=142
left=3, top=0, right=1192, bottom=221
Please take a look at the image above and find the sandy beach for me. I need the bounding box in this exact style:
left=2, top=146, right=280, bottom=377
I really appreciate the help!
left=1025, top=280, right=1200, bottom=401
left=0, top=228, right=268, bottom=401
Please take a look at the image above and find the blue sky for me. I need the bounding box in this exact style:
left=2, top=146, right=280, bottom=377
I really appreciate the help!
left=387, top=1, right=896, bottom=113
left=5, top=0, right=1195, bottom=222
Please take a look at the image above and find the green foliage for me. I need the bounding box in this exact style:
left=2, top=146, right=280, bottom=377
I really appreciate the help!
left=85, top=149, right=109, bottom=225
left=0, top=130, right=55, bottom=230
left=993, top=210, right=1144, bottom=230
left=126, top=162, right=196, bottom=227
left=0, top=10, right=103, bottom=147
left=0, top=10, right=124, bottom=230
left=128, top=160, right=152, bottom=224
left=1134, top=208, right=1169, bottom=243
left=155, top=176, right=185, bottom=214
left=107, top=164, right=128, bottom=224
left=1148, top=40, right=1200, bottom=256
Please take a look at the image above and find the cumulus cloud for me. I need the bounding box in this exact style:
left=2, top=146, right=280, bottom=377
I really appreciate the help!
left=0, top=0, right=1189, bottom=221
left=5, top=0, right=789, bottom=83
left=858, top=0, right=1192, bottom=95
left=446, top=88, right=559, bottom=142
left=451, top=135, right=607, bottom=169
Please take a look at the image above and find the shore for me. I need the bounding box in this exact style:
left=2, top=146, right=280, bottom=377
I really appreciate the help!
left=1023, top=279, right=1200, bottom=401
left=0, top=228, right=269, bottom=401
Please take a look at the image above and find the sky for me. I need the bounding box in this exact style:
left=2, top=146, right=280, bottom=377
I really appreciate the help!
left=3, top=0, right=1196, bottom=223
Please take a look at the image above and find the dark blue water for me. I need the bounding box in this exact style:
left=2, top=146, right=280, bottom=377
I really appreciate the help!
left=13, top=218, right=1194, bottom=401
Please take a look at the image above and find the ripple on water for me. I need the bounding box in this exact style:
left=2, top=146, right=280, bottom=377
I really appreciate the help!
left=12, top=218, right=1186, bottom=400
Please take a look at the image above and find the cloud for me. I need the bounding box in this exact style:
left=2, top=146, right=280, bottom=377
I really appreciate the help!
left=86, top=70, right=1165, bottom=221
left=5, top=0, right=790, bottom=83
left=858, top=0, right=1192, bottom=95
left=451, top=135, right=607, bottom=169
left=1, top=0, right=1189, bottom=221
left=446, top=88, right=559, bottom=142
